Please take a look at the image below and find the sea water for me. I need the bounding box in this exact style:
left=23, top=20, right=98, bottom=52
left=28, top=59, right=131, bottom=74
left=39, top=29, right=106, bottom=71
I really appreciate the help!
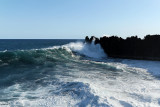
left=0, top=39, right=160, bottom=107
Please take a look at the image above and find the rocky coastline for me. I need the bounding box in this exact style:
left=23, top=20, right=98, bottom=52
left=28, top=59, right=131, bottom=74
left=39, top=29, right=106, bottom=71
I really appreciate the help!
left=85, top=35, right=160, bottom=61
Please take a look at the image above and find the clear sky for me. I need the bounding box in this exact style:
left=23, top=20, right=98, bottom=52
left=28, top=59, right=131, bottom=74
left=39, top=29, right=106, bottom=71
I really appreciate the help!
left=0, top=0, right=160, bottom=39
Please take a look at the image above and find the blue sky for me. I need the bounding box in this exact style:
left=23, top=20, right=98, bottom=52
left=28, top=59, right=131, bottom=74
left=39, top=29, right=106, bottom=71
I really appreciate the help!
left=0, top=0, right=160, bottom=39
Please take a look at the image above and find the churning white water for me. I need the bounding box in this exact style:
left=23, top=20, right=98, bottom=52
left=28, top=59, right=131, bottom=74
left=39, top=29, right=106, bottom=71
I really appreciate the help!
left=0, top=41, right=160, bottom=107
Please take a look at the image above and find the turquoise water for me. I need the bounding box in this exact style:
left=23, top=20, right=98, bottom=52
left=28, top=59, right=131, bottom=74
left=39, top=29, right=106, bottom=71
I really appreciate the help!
left=0, top=39, right=160, bottom=107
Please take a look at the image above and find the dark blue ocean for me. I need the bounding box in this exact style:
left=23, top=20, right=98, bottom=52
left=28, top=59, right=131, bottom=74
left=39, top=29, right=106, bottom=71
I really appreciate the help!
left=0, top=39, right=160, bottom=107
left=0, top=39, right=80, bottom=51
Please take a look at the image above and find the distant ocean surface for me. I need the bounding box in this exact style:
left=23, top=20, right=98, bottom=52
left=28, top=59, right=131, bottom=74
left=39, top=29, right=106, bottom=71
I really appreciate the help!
left=0, top=39, right=160, bottom=107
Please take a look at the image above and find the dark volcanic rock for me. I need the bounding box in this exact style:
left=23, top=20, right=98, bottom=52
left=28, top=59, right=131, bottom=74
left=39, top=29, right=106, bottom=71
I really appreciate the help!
left=85, top=36, right=90, bottom=43
left=85, top=35, right=160, bottom=60
left=85, top=36, right=100, bottom=45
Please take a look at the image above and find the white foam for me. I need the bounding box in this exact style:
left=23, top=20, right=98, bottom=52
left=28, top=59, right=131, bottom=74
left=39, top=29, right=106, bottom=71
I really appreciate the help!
left=68, top=61, right=160, bottom=107
left=121, top=59, right=160, bottom=76
left=2, top=59, right=160, bottom=107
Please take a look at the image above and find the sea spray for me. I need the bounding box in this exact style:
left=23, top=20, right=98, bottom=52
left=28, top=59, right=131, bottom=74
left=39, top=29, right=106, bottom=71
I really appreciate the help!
left=62, top=41, right=107, bottom=59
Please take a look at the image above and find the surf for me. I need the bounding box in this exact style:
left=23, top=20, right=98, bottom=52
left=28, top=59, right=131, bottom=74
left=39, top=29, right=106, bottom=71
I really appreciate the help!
left=0, top=41, right=160, bottom=107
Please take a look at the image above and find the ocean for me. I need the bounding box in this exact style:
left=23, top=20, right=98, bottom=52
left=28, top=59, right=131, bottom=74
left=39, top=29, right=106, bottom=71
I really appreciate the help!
left=0, top=39, right=160, bottom=107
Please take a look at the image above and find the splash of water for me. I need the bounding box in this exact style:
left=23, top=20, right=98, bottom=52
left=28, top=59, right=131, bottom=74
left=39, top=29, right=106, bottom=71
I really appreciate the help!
left=62, top=41, right=107, bottom=59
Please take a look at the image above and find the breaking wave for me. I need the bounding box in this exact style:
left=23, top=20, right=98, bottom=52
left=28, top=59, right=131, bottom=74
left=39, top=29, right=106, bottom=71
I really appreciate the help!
left=0, top=41, right=106, bottom=67
left=0, top=41, right=160, bottom=107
